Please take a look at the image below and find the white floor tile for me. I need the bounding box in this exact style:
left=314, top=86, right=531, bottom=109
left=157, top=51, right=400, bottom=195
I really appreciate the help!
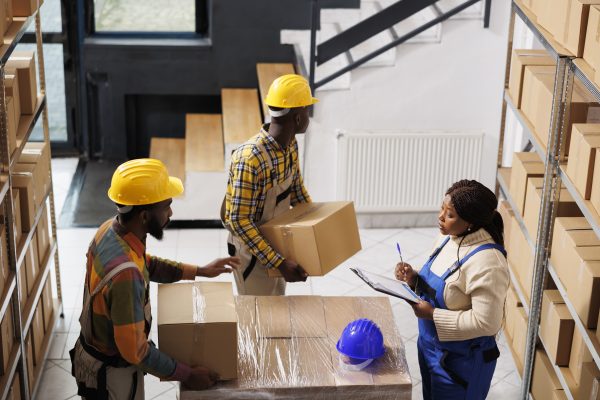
left=62, top=333, right=79, bottom=359
left=381, top=229, right=434, bottom=260
left=487, top=379, right=521, bottom=399
left=358, top=228, right=401, bottom=243
left=35, top=362, right=79, bottom=400
left=176, top=246, right=229, bottom=267
left=145, top=374, right=177, bottom=399
left=151, top=388, right=178, bottom=400
left=48, top=333, right=68, bottom=360
left=310, top=275, right=356, bottom=296
left=176, top=229, right=224, bottom=248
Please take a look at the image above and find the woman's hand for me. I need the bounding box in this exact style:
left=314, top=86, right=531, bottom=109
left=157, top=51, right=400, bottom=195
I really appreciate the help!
left=411, top=300, right=434, bottom=320
left=395, top=262, right=417, bottom=288
left=197, top=257, right=240, bottom=278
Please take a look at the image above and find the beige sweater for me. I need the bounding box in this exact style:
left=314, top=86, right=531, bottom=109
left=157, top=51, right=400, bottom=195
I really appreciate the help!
left=417, top=228, right=509, bottom=342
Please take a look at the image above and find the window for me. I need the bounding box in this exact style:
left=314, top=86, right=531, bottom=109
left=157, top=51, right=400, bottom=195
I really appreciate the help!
left=93, top=0, right=196, bottom=32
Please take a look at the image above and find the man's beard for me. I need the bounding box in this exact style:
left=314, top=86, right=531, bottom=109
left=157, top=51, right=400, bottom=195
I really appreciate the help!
left=148, top=216, right=168, bottom=240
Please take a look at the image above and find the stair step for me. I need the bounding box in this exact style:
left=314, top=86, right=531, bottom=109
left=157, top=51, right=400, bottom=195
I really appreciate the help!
left=221, top=88, right=262, bottom=143
left=256, top=63, right=296, bottom=121
left=377, top=1, right=442, bottom=43
left=149, top=138, right=186, bottom=183
left=185, top=114, right=224, bottom=172
left=436, top=0, right=483, bottom=19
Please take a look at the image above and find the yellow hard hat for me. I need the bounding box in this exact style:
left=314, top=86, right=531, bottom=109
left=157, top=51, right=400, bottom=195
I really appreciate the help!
left=107, top=158, right=183, bottom=206
left=264, top=74, right=319, bottom=109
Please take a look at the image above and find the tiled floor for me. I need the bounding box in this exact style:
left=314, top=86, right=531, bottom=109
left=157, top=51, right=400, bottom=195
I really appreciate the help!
left=36, top=159, right=522, bottom=399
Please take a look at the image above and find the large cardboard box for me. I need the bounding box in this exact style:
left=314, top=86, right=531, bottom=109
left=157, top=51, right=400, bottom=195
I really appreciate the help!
left=18, top=259, right=27, bottom=311
left=591, top=148, right=600, bottom=215
left=552, top=389, right=568, bottom=400
left=540, top=290, right=575, bottom=366
left=0, top=301, right=14, bottom=375
left=12, top=0, right=43, bottom=19
left=584, top=6, right=600, bottom=84
left=572, top=329, right=593, bottom=385
left=504, top=283, right=522, bottom=341
left=158, top=282, right=238, bottom=380
left=513, top=306, right=529, bottom=369
left=575, top=362, right=600, bottom=400
left=6, top=96, right=17, bottom=157
left=521, top=65, right=556, bottom=131
left=551, top=217, right=600, bottom=328
left=260, top=202, right=362, bottom=277
left=8, top=372, right=21, bottom=400
left=5, top=0, right=12, bottom=35
left=7, top=51, right=37, bottom=115
left=15, top=153, right=49, bottom=213
left=11, top=171, right=36, bottom=231
left=532, top=349, right=563, bottom=400
left=508, top=217, right=534, bottom=303
left=523, top=177, right=582, bottom=236
left=25, top=238, right=39, bottom=295
left=498, top=200, right=514, bottom=251
left=5, top=74, right=20, bottom=125
left=508, top=49, right=555, bottom=108
left=36, top=206, right=50, bottom=265
left=541, top=0, right=600, bottom=57
left=567, top=124, right=600, bottom=199
left=41, top=276, right=53, bottom=332
left=31, top=299, right=44, bottom=365
left=25, top=332, right=33, bottom=394
left=509, top=152, right=545, bottom=216
left=12, top=190, right=22, bottom=245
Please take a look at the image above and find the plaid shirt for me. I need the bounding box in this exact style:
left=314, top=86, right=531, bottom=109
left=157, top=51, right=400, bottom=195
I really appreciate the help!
left=83, top=218, right=196, bottom=380
left=224, top=125, right=311, bottom=268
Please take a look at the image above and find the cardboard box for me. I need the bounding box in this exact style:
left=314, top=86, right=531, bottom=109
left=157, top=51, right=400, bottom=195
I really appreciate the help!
left=5, top=74, right=20, bottom=127
left=25, top=238, right=38, bottom=295
left=18, top=142, right=51, bottom=211
left=540, top=290, right=575, bottom=366
left=12, top=0, right=43, bottom=19
left=12, top=190, right=22, bottom=245
left=592, top=148, right=600, bottom=215
left=567, top=124, right=600, bottom=199
left=532, top=349, right=563, bottom=400
left=18, top=259, right=27, bottom=311
left=8, top=372, right=22, bottom=400
left=551, top=217, right=600, bottom=328
left=508, top=217, right=534, bottom=303
left=0, top=301, right=14, bottom=375
left=31, top=299, right=44, bottom=365
left=504, top=283, right=521, bottom=341
left=260, top=202, right=362, bottom=277
left=523, top=177, right=582, bottom=237
left=508, top=49, right=555, bottom=108
left=41, top=276, right=53, bottom=332
left=25, top=332, right=33, bottom=394
left=11, top=172, right=36, bottom=231
left=5, top=0, right=12, bottom=35
left=575, top=362, right=600, bottom=400
left=498, top=200, right=514, bottom=251
left=552, top=389, right=567, bottom=400
left=1, top=228, right=9, bottom=287
left=571, top=329, right=593, bottom=385
left=6, top=96, right=17, bottom=157
left=36, top=206, right=50, bottom=264
left=158, top=282, right=238, bottom=380
left=509, top=152, right=545, bottom=216
left=584, top=6, right=600, bottom=84
left=7, top=51, right=37, bottom=114
left=512, top=306, right=529, bottom=369
left=521, top=65, right=556, bottom=131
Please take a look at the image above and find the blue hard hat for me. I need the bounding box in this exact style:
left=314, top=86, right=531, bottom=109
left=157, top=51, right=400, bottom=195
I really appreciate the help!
left=336, top=318, right=385, bottom=360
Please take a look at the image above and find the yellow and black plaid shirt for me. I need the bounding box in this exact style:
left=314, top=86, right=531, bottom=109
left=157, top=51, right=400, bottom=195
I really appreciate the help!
left=224, top=125, right=311, bottom=268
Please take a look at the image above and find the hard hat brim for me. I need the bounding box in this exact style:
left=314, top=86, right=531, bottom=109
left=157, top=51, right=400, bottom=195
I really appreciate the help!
left=107, top=175, right=184, bottom=206
left=264, top=96, right=319, bottom=108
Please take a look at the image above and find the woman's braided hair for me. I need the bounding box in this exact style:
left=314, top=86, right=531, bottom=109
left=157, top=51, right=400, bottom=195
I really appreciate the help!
left=445, top=180, right=504, bottom=246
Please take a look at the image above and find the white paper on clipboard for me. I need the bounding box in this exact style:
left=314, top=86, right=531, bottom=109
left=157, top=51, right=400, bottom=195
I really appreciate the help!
left=351, top=267, right=420, bottom=303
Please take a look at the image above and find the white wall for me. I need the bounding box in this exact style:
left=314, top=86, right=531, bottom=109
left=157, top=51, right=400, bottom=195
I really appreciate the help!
left=303, top=0, right=512, bottom=204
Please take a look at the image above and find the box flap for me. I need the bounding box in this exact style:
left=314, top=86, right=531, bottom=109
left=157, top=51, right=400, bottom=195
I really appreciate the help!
left=515, top=151, right=544, bottom=163
left=568, top=230, right=600, bottom=247
left=260, top=202, right=354, bottom=228
left=556, top=217, right=592, bottom=231
left=256, top=296, right=292, bottom=338
left=157, top=282, right=236, bottom=326
left=289, top=296, right=326, bottom=338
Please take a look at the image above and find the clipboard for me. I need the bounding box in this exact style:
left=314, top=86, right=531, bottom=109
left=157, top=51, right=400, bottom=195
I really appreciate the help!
left=350, top=267, right=420, bottom=304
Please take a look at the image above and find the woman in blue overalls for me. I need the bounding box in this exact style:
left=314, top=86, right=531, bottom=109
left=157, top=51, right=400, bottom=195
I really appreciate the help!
left=396, top=180, right=509, bottom=399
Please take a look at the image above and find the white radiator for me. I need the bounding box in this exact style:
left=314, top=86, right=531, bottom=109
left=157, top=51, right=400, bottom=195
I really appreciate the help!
left=337, top=132, right=484, bottom=212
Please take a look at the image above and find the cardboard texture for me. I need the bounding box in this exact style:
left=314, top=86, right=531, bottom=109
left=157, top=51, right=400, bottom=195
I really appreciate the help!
left=12, top=0, right=43, bottom=17
left=539, top=290, right=575, bottom=366
left=35, top=205, right=50, bottom=265
left=0, top=302, right=14, bottom=375
left=567, top=124, right=600, bottom=199
left=572, top=329, right=593, bottom=385
left=575, top=362, right=600, bottom=400
left=498, top=200, right=514, bottom=251
left=12, top=190, right=22, bottom=245
left=256, top=295, right=292, bottom=338
left=9, top=372, right=21, bottom=400
left=158, top=282, right=238, bottom=380
left=592, top=148, right=600, bottom=215
left=6, top=96, right=17, bottom=156
left=585, top=6, right=600, bottom=84
left=521, top=65, right=555, bottom=131
left=551, top=217, right=600, bottom=328
left=504, top=284, right=521, bottom=341
left=513, top=306, right=529, bottom=370
left=508, top=216, right=534, bottom=303
left=7, top=51, right=37, bottom=114
left=260, top=202, right=362, bottom=277
left=5, top=74, right=20, bottom=126
left=552, top=389, right=568, bottom=400
left=32, top=300, right=44, bottom=365
left=25, top=238, right=38, bottom=295
left=41, top=276, right=53, bottom=332
left=5, top=0, right=12, bottom=35
left=180, top=295, right=411, bottom=399
left=1, top=229, right=9, bottom=286
left=531, top=349, right=563, bottom=400
left=509, top=152, right=545, bottom=216
left=17, top=142, right=51, bottom=211
left=11, top=172, right=35, bottom=231
left=25, top=332, right=33, bottom=394
left=508, top=49, right=555, bottom=108
left=523, top=177, right=582, bottom=236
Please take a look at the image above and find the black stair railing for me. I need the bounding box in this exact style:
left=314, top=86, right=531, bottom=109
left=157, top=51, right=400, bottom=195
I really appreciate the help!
left=308, top=0, right=492, bottom=91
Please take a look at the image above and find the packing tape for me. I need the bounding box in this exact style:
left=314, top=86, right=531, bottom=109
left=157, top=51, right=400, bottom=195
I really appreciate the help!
left=192, top=284, right=207, bottom=324
left=282, top=226, right=297, bottom=263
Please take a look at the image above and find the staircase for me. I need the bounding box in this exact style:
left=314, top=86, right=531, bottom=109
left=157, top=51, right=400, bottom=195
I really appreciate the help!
left=149, top=0, right=490, bottom=220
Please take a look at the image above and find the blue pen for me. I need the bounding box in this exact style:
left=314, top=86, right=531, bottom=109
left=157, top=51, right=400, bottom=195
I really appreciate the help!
left=396, top=242, right=404, bottom=264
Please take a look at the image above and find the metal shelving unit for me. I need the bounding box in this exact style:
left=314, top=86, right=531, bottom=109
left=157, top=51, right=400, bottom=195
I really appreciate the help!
left=537, top=333, right=575, bottom=400
left=0, top=7, right=63, bottom=400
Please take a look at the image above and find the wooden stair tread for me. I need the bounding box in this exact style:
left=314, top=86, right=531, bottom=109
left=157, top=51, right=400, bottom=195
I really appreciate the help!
left=221, top=89, right=262, bottom=144
left=256, top=63, right=296, bottom=121
left=185, top=114, right=224, bottom=172
left=149, top=138, right=186, bottom=182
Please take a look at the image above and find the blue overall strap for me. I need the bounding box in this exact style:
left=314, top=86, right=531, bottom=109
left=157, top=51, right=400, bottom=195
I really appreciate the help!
left=440, top=243, right=507, bottom=281
left=428, top=236, right=451, bottom=261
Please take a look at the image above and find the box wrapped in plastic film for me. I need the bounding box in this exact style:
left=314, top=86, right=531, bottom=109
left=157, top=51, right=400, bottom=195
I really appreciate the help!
left=180, top=295, right=412, bottom=400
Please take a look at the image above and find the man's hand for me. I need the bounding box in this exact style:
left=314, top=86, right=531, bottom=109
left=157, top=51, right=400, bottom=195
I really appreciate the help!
left=182, top=366, right=219, bottom=390
left=411, top=300, right=434, bottom=320
left=395, top=262, right=417, bottom=288
left=197, top=257, right=241, bottom=278
left=277, top=259, right=308, bottom=282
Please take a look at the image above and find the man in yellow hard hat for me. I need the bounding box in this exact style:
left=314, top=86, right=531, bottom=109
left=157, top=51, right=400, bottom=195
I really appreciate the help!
left=222, top=74, right=317, bottom=295
left=70, top=158, right=240, bottom=399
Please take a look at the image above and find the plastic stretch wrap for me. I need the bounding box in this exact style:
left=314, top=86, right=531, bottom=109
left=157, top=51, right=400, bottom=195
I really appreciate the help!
left=180, top=295, right=412, bottom=400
